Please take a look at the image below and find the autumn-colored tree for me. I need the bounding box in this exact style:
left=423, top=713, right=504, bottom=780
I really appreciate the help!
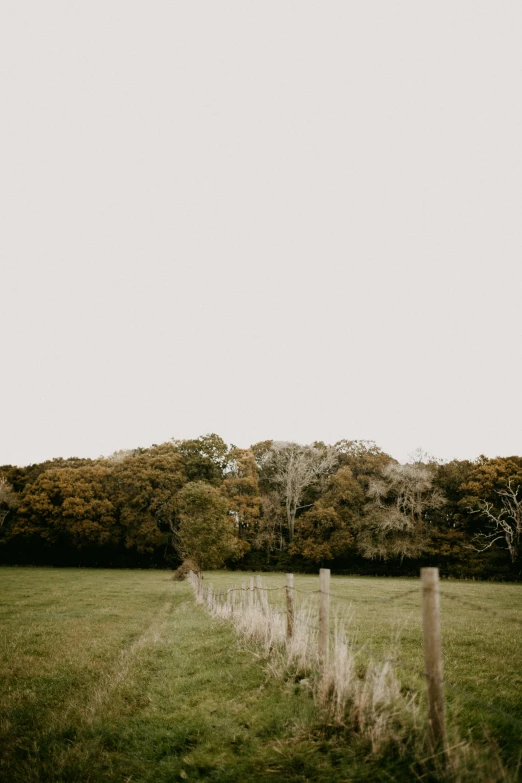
left=255, top=491, right=286, bottom=557
left=250, top=440, right=274, bottom=480
left=291, top=506, right=353, bottom=563
left=291, top=466, right=362, bottom=563
left=15, top=466, right=118, bottom=549
left=460, top=457, right=522, bottom=564
left=3, top=434, right=521, bottom=579
left=175, top=481, right=240, bottom=569
left=325, top=466, right=366, bottom=524
left=172, top=434, right=230, bottom=485
left=460, top=457, right=522, bottom=504
left=250, top=440, right=285, bottom=557
left=0, top=475, right=18, bottom=530
left=223, top=448, right=261, bottom=547
left=424, top=459, right=474, bottom=566
left=107, top=443, right=185, bottom=553
left=335, top=440, right=395, bottom=487
left=4, top=457, right=96, bottom=495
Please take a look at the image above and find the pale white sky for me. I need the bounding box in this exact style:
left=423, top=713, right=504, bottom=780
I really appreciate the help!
left=1, top=2, right=521, bottom=468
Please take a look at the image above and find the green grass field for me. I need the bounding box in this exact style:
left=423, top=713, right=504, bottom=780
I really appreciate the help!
left=0, top=568, right=521, bottom=782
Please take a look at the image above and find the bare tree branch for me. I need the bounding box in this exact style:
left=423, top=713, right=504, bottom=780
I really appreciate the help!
left=264, top=442, right=338, bottom=540
left=359, top=461, right=445, bottom=560
left=470, top=480, right=522, bottom=562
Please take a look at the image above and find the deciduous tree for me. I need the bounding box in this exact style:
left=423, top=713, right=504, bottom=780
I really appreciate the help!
left=291, top=506, right=353, bottom=563
left=0, top=476, right=18, bottom=529
left=460, top=457, right=522, bottom=565
left=470, top=479, right=522, bottom=563
left=358, top=462, right=445, bottom=560
left=223, top=448, right=261, bottom=547
left=260, top=441, right=338, bottom=541
left=291, top=466, right=363, bottom=563
left=15, top=466, right=118, bottom=548
left=172, top=434, right=230, bottom=485
left=175, top=481, right=240, bottom=569
left=107, top=443, right=185, bottom=553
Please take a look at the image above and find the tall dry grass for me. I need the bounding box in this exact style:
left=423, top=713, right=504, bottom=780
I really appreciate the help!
left=188, top=571, right=516, bottom=783
left=189, top=573, right=419, bottom=747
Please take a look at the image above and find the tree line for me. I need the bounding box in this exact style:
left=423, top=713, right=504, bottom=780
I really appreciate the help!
left=1, top=435, right=521, bottom=580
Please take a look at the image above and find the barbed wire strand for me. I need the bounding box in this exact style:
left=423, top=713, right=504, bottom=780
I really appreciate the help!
left=203, top=584, right=522, bottom=632
left=439, top=590, right=522, bottom=628
left=325, top=587, right=420, bottom=605
left=285, top=610, right=522, bottom=729
left=219, top=584, right=522, bottom=624
left=322, top=626, right=522, bottom=730
left=192, top=581, right=522, bottom=730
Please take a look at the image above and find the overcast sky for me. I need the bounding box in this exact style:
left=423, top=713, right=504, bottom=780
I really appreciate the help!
left=1, top=1, right=521, bottom=468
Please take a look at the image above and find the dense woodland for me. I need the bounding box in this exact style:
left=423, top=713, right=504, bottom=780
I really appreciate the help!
left=1, top=436, right=521, bottom=580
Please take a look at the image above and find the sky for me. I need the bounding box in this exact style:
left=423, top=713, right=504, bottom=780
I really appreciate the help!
left=1, top=1, right=521, bottom=468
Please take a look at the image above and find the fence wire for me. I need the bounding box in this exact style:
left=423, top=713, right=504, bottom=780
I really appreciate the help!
left=189, top=572, right=522, bottom=733
left=439, top=590, right=522, bottom=628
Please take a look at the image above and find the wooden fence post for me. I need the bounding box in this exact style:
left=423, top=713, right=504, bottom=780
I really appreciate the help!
left=421, top=567, right=446, bottom=748
left=249, top=577, right=255, bottom=607
left=319, top=568, right=330, bottom=669
left=255, top=575, right=267, bottom=615
left=208, top=584, right=213, bottom=611
left=286, top=573, right=294, bottom=640
left=241, top=581, right=246, bottom=609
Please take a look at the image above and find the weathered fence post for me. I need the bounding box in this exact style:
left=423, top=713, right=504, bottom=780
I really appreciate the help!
left=319, top=568, right=330, bottom=669
left=249, top=577, right=255, bottom=607
left=286, top=573, right=294, bottom=641
left=255, top=575, right=267, bottom=615
left=421, top=567, right=446, bottom=748
left=208, top=584, right=213, bottom=611
left=227, top=587, right=231, bottom=613
left=241, top=581, right=246, bottom=609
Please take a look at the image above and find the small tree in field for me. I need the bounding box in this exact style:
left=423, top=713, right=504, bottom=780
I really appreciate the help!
left=175, top=481, right=239, bottom=570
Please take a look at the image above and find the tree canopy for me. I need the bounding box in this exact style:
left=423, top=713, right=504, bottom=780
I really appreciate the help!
left=1, top=435, right=521, bottom=579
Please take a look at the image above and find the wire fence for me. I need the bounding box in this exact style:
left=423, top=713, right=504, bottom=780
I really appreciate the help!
left=186, top=568, right=522, bottom=740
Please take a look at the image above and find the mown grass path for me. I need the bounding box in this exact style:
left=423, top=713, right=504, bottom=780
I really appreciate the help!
left=1, top=568, right=521, bottom=782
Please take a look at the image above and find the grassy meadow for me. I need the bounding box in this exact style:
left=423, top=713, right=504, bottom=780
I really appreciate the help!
left=0, top=567, right=521, bottom=782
